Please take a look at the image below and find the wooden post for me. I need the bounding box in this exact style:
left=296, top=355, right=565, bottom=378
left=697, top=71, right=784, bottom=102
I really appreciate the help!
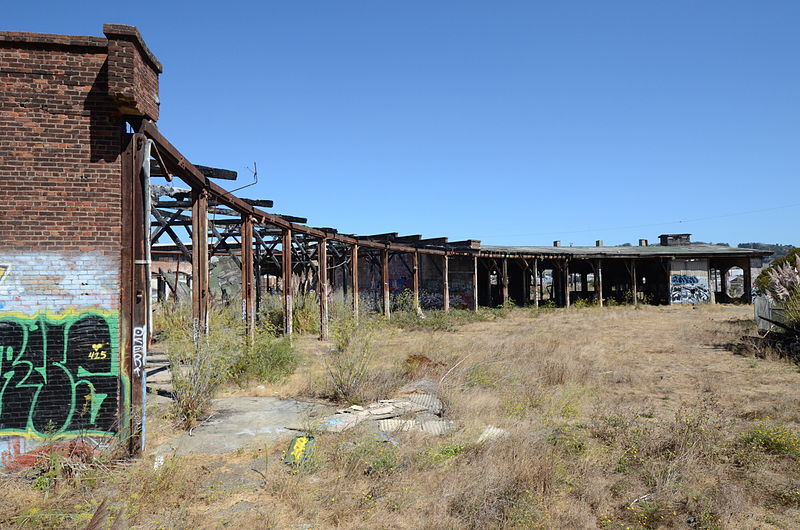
left=382, top=247, right=390, bottom=318
left=563, top=260, right=570, bottom=308
left=191, top=188, right=209, bottom=335
left=501, top=258, right=509, bottom=304
left=241, top=215, right=255, bottom=340
left=318, top=238, right=328, bottom=340
left=532, top=257, right=539, bottom=308
left=472, top=255, right=479, bottom=312
left=442, top=254, right=450, bottom=312
left=631, top=259, right=638, bottom=306
left=282, top=228, right=293, bottom=335
left=595, top=259, right=603, bottom=307
left=412, top=251, right=420, bottom=311
left=351, top=244, right=359, bottom=321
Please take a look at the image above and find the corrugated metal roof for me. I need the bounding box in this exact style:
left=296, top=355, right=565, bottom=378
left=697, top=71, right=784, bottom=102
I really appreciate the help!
left=478, top=244, right=771, bottom=259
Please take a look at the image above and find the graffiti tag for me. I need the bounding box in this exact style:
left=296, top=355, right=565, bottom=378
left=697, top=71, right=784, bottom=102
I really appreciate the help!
left=0, top=311, right=120, bottom=439
left=132, top=326, right=146, bottom=378
left=671, top=275, right=710, bottom=304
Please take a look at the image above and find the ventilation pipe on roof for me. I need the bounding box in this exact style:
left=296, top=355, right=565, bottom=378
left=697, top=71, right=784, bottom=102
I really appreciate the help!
left=639, top=239, right=648, bottom=247
left=553, top=240, right=561, bottom=247
left=596, top=240, right=603, bottom=247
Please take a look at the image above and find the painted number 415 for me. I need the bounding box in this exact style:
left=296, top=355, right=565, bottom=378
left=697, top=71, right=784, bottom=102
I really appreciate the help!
left=89, top=343, right=108, bottom=359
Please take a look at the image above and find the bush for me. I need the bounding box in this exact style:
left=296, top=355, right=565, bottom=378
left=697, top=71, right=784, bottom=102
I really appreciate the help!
left=391, top=308, right=494, bottom=332
left=741, top=421, right=800, bottom=456
left=231, top=335, right=298, bottom=385
left=159, top=305, right=244, bottom=428
left=325, top=317, right=379, bottom=403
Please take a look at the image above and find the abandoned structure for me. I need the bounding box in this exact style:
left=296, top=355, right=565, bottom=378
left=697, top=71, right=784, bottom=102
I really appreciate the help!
left=0, top=25, right=770, bottom=465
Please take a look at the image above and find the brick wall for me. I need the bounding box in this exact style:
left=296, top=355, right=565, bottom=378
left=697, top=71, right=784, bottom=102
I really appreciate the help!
left=0, top=26, right=159, bottom=465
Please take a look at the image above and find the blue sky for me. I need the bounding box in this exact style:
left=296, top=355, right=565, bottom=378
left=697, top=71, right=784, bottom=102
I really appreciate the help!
left=7, top=1, right=800, bottom=246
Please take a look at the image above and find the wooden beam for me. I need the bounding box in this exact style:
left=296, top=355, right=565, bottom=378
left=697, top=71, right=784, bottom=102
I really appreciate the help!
left=351, top=244, right=359, bottom=321
left=242, top=215, right=255, bottom=340
left=282, top=229, right=293, bottom=336
left=318, top=238, right=329, bottom=340
left=630, top=258, right=637, bottom=306
left=191, top=188, right=209, bottom=335
left=443, top=255, right=450, bottom=312
left=532, top=257, right=539, bottom=308
left=382, top=248, right=390, bottom=318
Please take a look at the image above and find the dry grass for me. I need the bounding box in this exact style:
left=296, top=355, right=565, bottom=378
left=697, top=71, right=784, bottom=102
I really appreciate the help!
left=4, top=304, right=800, bottom=528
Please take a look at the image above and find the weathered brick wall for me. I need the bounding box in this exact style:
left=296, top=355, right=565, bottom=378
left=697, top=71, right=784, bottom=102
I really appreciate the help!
left=0, top=26, right=159, bottom=466
left=104, top=24, right=161, bottom=120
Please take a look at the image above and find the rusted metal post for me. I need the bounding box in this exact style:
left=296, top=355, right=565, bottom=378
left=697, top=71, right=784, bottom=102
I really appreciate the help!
left=191, top=188, right=209, bottom=335
left=282, top=228, right=293, bottom=335
left=412, top=250, right=420, bottom=311
left=501, top=258, right=509, bottom=305
left=318, top=238, right=329, bottom=340
left=241, top=215, right=255, bottom=340
left=382, top=247, right=390, bottom=318
left=122, top=133, right=147, bottom=454
left=442, top=254, right=450, bottom=312
left=595, top=259, right=603, bottom=307
left=532, top=257, right=539, bottom=308
left=351, top=244, right=359, bottom=321
left=472, top=255, right=479, bottom=312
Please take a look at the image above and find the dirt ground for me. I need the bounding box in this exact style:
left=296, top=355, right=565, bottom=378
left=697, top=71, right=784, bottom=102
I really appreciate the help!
left=4, top=304, right=800, bottom=529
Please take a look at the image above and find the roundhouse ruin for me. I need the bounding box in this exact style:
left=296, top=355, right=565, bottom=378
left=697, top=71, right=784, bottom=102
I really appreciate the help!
left=0, top=24, right=770, bottom=464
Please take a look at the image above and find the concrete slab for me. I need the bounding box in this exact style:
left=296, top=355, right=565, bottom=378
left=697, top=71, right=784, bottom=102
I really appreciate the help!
left=151, top=397, right=331, bottom=457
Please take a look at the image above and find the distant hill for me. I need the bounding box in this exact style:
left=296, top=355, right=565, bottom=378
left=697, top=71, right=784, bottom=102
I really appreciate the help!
left=737, top=242, right=795, bottom=263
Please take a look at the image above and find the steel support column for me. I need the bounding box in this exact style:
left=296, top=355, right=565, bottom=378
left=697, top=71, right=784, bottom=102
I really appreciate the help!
left=318, top=238, right=329, bottom=340
left=472, top=255, right=479, bottom=312
left=412, top=250, right=420, bottom=311
left=191, top=188, right=209, bottom=335
left=501, top=258, right=509, bottom=304
left=282, top=228, right=293, bottom=335
left=241, top=215, right=255, bottom=340
left=443, top=254, right=450, bottom=312
left=351, top=244, right=359, bottom=321
left=382, top=248, right=390, bottom=318
left=595, top=259, right=603, bottom=307
left=743, top=257, right=753, bottom=303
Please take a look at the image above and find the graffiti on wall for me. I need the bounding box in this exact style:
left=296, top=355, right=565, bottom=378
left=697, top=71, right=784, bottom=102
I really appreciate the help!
left=0, top=310, right=120, bottom=440
left=670, top=275, right=710, bottom=304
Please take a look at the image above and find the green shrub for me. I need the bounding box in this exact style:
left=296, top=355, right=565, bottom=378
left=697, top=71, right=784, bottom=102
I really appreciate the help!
left=231, top=334, right=298, bottom=385
left=326, top=316, right=379, bottom=403
left=391, top=308, right=493, bottom=332
left=741, top=421, right=800, bottom=456
left=160, top=305, right=245, bottom=428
